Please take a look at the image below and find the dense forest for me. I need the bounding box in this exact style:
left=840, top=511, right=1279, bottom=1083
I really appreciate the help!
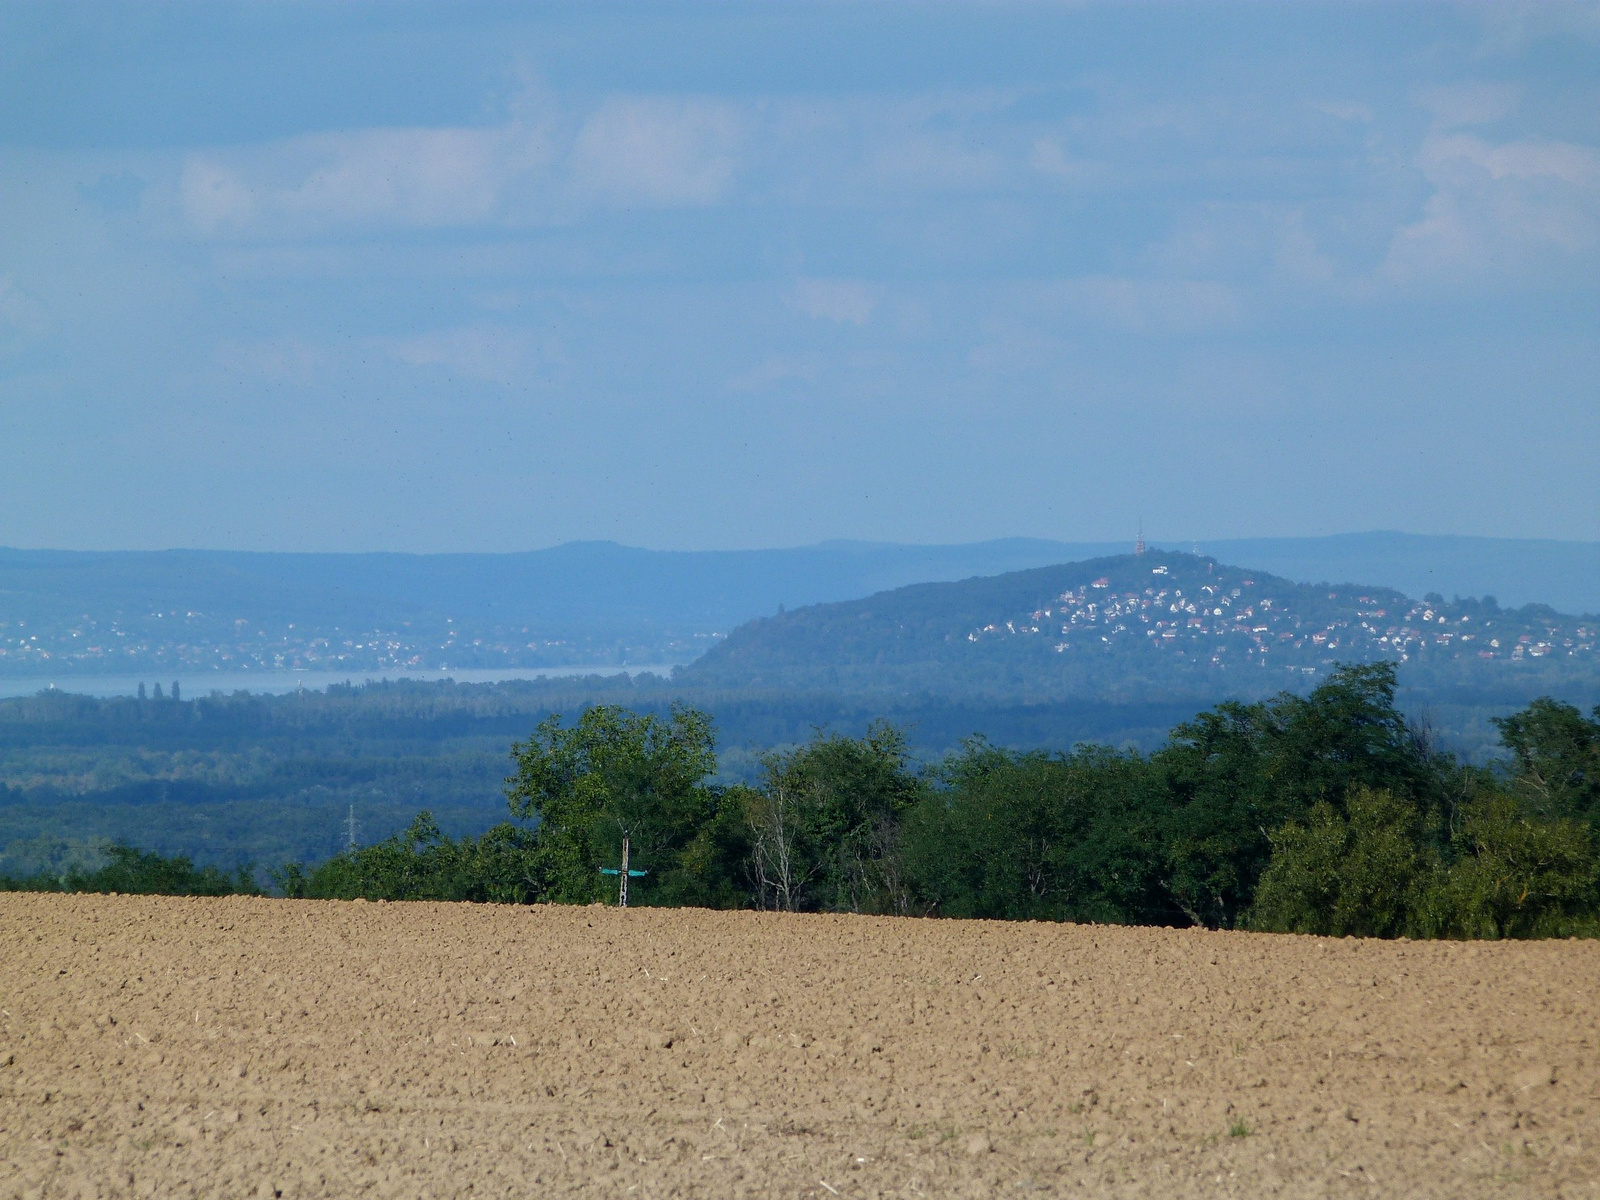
left=0, top=676, right=1209, bottom=875
left=8, top=664, right=1600, bottom=939
left=0, top=666, right=1569, bottom=876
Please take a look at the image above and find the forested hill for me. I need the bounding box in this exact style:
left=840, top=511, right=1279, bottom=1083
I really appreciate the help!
left=677, top=552, right=1600, bottom=703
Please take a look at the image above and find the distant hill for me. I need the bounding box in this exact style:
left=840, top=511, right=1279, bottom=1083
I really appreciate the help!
left=0, top=539, right=1095, bottom=678
left=0, top=533, right=1594, bottom=679
left=676, top=551, right=1600, bottom=704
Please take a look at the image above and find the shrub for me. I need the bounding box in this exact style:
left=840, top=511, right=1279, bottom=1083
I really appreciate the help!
left=1, top=843, right=257, bottom=897
left=279, top=812, right=542, bottom=903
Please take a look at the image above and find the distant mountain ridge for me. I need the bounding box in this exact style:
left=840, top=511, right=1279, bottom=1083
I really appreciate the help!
left=676, top=551, right=1600, bottom=704
left=0, top=533, right=1594, bottom=679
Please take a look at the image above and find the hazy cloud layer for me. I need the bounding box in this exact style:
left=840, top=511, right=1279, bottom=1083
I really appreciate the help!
left=0, top=2, right=1596, bottom=551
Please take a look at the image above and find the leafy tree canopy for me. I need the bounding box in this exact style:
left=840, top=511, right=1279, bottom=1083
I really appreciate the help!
left=1493, top=698, right=1600, bottom=823
left=504, top=704, right=721, bottom=904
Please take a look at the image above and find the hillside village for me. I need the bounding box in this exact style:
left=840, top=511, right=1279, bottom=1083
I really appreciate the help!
left=970, top=557, right=1595, bottom=678
left=681, top=551, right=1600, bottom=699
left=0, top=550, right=1592, bottom=686
left=0, top=613, right=718, bottom=678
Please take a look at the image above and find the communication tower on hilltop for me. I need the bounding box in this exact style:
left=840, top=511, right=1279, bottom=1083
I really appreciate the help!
left=1134, top=520, right=1146, bottom=557
left=344, top=804, right=359, bottom=852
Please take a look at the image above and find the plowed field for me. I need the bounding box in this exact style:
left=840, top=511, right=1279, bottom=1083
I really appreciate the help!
left=2, top=895, right=1597, bottom=1198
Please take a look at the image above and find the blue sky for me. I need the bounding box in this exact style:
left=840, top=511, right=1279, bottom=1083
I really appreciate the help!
left=2, top=2, right=1597, bottom=552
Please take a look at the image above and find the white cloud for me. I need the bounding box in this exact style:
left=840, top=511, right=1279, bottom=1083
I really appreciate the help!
left=750, top=90, right=1035, bottom=204
left=1272, top=214, right=1338, bottom=285
left=384, top=326, right=541, bottom=385
left=281, top=127, right=532, bottom=225
left=569, top=98, right=743, bottom=205
left=179, top=120, right=551, bottom=236
left=1471, top=2, right=1600, bottom=57
left=1029, top=138, right=1106, bottom=186
left=791, top=278, right=879, bottom=325
left=178, top=93, right=749, bottom=236
left=1423, top=134, right=1600, bottom=187
left=966, top=326, right=1067, bottom=374
left=179, top=159, right=257, bottom=233
left=726, top=353, right=822, bottom=393
left=163, top=80, right=1369, bottom=243
left=1381, top=133, right=1600, bottom=284
left=868, top=128, right=1006, bottom=192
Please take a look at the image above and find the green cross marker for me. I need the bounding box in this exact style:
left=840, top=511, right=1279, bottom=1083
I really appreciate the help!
left=599, top=835, right=648, bottom=906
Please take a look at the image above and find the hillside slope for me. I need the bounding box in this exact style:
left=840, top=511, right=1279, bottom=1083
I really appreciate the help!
left=677, top=551, right=1600, bottom=702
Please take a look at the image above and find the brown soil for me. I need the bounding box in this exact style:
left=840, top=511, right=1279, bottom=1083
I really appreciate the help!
left=2, top=895, right=1597, bottom=1199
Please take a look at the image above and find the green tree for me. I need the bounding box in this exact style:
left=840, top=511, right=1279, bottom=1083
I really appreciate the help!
left=1154, top=662, right=1436, bottom=927
left=1493, top=698, right=1600, bottom=823
left=278, top=812, right=543, bottom=902
left=505, top=705, right=722, bottom=905
left=901, top=740, right=1165, bottom=923
left=745, top=722, right=923, bottom=913
left=1417, top=792, right=1600, bottom=939
left=0, top=843, right=260, bottom=897
left=1250, top=786, right=1433, bottom=937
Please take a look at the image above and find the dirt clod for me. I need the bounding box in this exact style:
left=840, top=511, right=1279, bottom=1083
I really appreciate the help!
left=2, top=894, right=1596, bottom=1198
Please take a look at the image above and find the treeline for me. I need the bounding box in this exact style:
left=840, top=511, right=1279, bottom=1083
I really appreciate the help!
left=9, top=663, right=1599, bottom=938
left=0, top=843, right=260, bottom=897
left=0, top=678, right=1214, bottom=876
left=0, top=675, right=1196, bottom=753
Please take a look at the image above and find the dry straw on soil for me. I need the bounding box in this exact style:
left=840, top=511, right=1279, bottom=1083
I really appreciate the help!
left=2, top=894, right=1597, bottom=1198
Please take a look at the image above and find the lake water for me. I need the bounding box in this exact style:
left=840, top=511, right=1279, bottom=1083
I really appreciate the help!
left=0, top=665, right=682, bottom=700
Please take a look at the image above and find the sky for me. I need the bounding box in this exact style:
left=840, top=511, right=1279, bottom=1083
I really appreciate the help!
left=1, top=1, right=1597, bottom=553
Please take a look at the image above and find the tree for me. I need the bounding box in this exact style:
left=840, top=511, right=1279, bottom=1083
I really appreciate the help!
left=745, top=722, right=924, bottom=914
left=1153, top=662, right=1437, bottom=927
left=1251, top=778, right=1600, bottom=940
left=278, top=811, right=542, bottom=903
left=505, top=705, right=722, bottom=905
left=1416, top=792, right=1599, bottom=939
left=0, top=843, right=261, bottom=897
left=1493, top=698, right=1600, bottom=823
left=1250, top=786, right=1433, bottom=937
left=901, top=740, right=1165, bottom=923
left=744, top=770, right=820, bottom=912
